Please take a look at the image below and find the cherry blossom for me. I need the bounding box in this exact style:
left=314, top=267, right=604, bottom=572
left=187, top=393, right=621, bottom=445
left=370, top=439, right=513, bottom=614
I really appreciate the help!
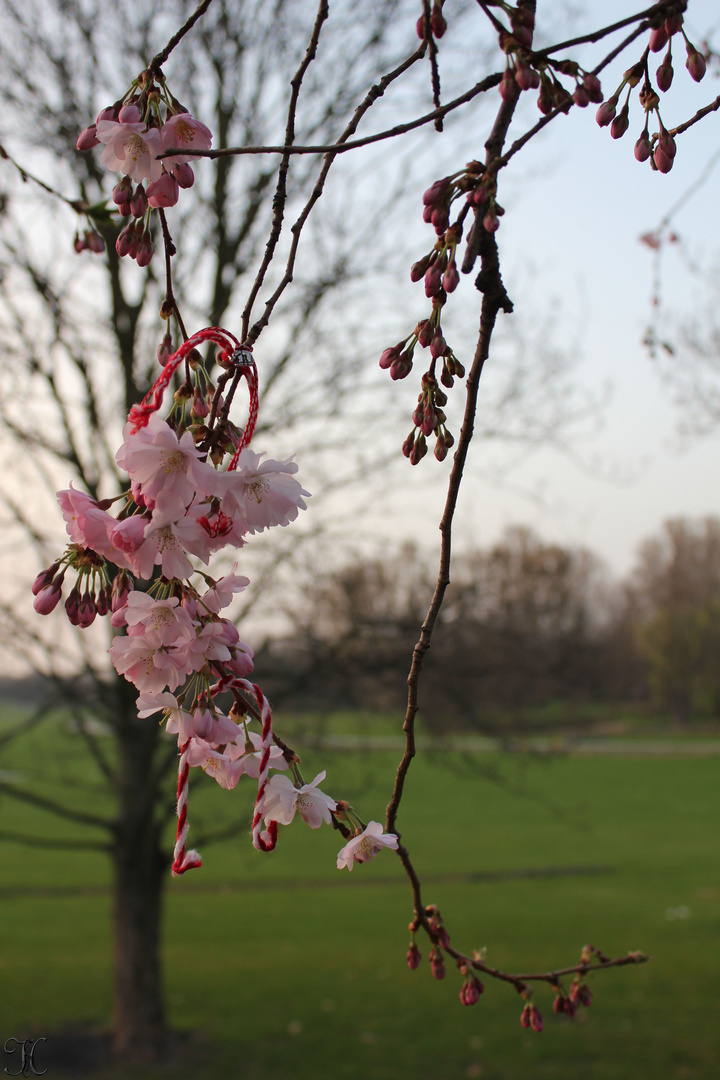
left=260, top=771, right=336, bottom=829
left=161, top=113, right=213, bottom=163
left=118, top=414, right=217, bottom=505
left=216, top=449, right=310, bottom=533
left=109, top=631, right=187, bottom=693
left=336, top=821, right=399, bottom=870
left=96, top=120, right=164, bottom=183
left=123, top=593, right=196, bottom=646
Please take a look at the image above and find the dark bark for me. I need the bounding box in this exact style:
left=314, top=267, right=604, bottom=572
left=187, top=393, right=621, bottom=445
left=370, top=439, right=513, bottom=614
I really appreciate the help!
left=110, top=680, right=169, bottom=1062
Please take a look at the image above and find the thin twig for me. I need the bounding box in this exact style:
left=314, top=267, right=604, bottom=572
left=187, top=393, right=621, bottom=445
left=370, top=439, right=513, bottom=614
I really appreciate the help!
left=0, top=143, right=85, bottom=211
left=147, top=0, right=216, bottom=75
left=239, top=0, right=330, bottom=342
left=160, top=69, right=500, bottom=164
left=157, top=208, right=188, bottom=342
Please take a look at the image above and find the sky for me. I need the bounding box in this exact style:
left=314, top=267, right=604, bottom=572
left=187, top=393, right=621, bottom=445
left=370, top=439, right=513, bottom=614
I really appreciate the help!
left=351, top=0, right=720, bottom=578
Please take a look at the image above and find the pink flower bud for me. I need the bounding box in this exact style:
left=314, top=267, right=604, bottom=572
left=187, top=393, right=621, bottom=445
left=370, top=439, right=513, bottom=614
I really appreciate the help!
left=32, top=564, right=60, bottom=596
left=136, top=231, right=154, bottom=267
left=434, top=440, right=448, bottom=461
left=596, top=99, right=617, bottom=127
left=76, top=124, right=99, bottom=150
left=130, top=184, right=148, bottom=217
left=482, top=208, right=499, bottom=233
left=459, top=977, right=483, bottom=1005
left=429, top=947, right=445, bottom=977
left=77, top=591, right=97, bottom=628
left=417, top=321, right=434, bottom=348
left=402, top=431, right=415, bottom=458
left=665, top=14, right=683, bottom=35
left=86, top=230, right=106, bottom=254
left=146, top=172, right=180, bottom=209
left=611, top=105, right=629, bottom=140
left=431, top=206, right=449, bottom=234
left=423, top=178, right=451, bottom=207
left=33, top=582, right=63, bottom=615
left=553, top=993, right=565, bottom=1014
left=173, top=162, right=195, bottom=189
left=118, top=103, right=141, bottom=123
left=112, top=176, right=133, bottom=207
left=515, top=60, right=539, bottom=92
left=411, top=255, right=431, bottom=283
left=442, top=260, right=459, bottom=293
left=649, top=25, right=669, bottom=53
left=686, top=45, right=706, bottom=82
left=422, top=204, right=434, bottom=224
left=537, top=85, right=553, bottom=115
left=656, top=55, right=674, bottom=92
left=500, top=69, right=516, bottom=103
left=430, top=330, right=446, bottom=359
left=96, top=106, right=118, bottom=124
left=192, top=388, right=210, bottom=418
left=409, top=434, right=428, bottom=465
left=424, top=264, right=443, bottom=298
left=379, top=345, right=400, bottom=370
left=634, top=133, right=652, bottom=162
left=583, top=74, right=604, bottom=103
left=530, top=1005, right=544, bottom=1033
left=520, top=1004, right=531, bottom=1029
left=73, top=234, right=87, bottom=253
left=407, top=943, right=421, bottom=970
left=65, top=585, right=81, bottom=625
left=573, top=85, right=589, bottom=108
left=116, top=224, right=133, bottom=258
left=430, top=5, right=447, bottom=38
left=96, top=588, right=109, bottom=618
left=654, top=147, right=674, bottom=172
left=416, top=14, right=428, bottom=39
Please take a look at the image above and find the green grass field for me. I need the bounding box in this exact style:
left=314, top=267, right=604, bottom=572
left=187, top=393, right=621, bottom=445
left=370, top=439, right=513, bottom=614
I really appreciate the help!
left=1, top=709, right=719, bottom=1079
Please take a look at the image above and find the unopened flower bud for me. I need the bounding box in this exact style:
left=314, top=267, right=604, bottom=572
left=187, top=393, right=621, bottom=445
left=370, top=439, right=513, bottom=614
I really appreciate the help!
left=118, top=103, right=141, bottom=124
left=115, top=224, right=133, bottom=258
left=130, top=184, right=148, bottom=217
left=666, top=14, right=683, bottom=35
left=442, top=260, right=459, bottom=293
left=423, top=178, right=451, bottom=207
left=573, top=84, right=589, bottom=107
left=537, top=84, right=553, bottom=115
left=402, top=430, right=416, bottom=458
left=429, top=947, right=445, bottom=979
left=596, top=98, right=617, bottom=127
left=173, top=162, right=195, bottom=188
left=430, top=4, right=447, bottom=38
left=634, top=133, right=652, bottom=162
left=649, top=24, right=669, bottom=53
left=417, top=320, right=434, bottom=348
left=431, top=206, right=449, bottom=234
left=686, top=44, right=706, bottom=82
left=112, top=176, right=133, bottom=207
left=582, top=73, right=603, bottom=103
left=146, top=172, right=180, bottom=209
left=656, top=54, right=674, bottom=92
left=460, top=977, right=483, bottom=1005
left=409, top=433, right=428, bottom=465
left=500, top=69, right=516, bottom=103
left=73, top=233, right=87, bottom=253
left=610, top=105, right=629, bottom=140
left=65, top=585, right=81, bottom=624
left=520, top=1004, right=531, bottom=1029
left=33, top=581, right=63, bottom=615
left=424, top=264, right=443, bottom=298
left=483, top=207, right=499, bottom=233
left=530, top=1005, right=544, bottom=1033
left=76, top=125, right=99, bottom=151
left=85, top=230, right=106, bottom=254
left=136, top=231, right=154, bottom=267
left=430, top=330, right=446, bottom=359
left=411, top=255, right=432, bottom=283
left=157, top=333, right=173, bottom=366
left=553, top=993, right=565, bottom=1014
left=515, top=59, right=539, bottom=92
left=407, top=943, right=421, bottom=970
left=76, top=590, right=97, bottom=629
left=96, top=587, right=109, bottom=618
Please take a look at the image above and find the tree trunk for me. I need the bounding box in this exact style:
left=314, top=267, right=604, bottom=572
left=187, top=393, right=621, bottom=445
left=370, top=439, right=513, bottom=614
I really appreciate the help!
left=111, top=682, right=169, bottom=1062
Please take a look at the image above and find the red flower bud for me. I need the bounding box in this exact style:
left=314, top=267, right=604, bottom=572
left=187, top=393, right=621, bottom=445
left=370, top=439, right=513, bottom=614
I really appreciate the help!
left=596, top=99, right=617, bottom=127
left=482, top=208, right=499, bottom=233
left=573, top=85, right=589, bottom=108
left=610, top=105, right=629, bottom=140
left=665, top=14, right=683, bottom=35
left=422, top=178, right=451, bottom=207
left=407, top=943, right=421, bottom=970
left=430, top=4, right=447, bottom=38
left=33, top=582, right=63, bottom=615
left=130, top=184, right=148, bottom=218
left=173, top=162, right=195, bottom=188
left=85, top=230, right=106, bottom=254
left=686, top=45, right=706, bottom=82
left=530, top=1004, right=544, bottom=1033
left=634, top=133, right=652, bottom=162
left=649, top=25, right=669, bottom=53
left=76, top=125, right=99, bottom=151
left=442, top=260, right=459, bottom=293
left=500, top=70, right=516, bottom=103
left=520, top=1004, right=531, bottom=1029
left=424, top=264, right=443, bottom=298
left=583, top=74, right=604, bottom=103
left=656, top=55, right=674, bottom=92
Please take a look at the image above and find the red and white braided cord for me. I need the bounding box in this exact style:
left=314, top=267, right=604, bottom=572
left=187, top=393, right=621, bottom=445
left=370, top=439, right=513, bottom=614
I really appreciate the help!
left=127, top=326, right=258, bottom=460
left=171, top=738, right=203, bottom=877
left=233, top=679, right=278, bottom=852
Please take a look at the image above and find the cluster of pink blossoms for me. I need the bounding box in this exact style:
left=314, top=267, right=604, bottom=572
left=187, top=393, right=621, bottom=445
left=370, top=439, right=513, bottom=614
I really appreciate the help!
left=75, top=74, right=212, bottom=264
left=33, top=329, right=397, bottom=873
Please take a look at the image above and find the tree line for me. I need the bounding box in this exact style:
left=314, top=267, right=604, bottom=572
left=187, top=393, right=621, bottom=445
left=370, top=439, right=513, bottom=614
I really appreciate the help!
left=254, top=516, right=720, bottom=729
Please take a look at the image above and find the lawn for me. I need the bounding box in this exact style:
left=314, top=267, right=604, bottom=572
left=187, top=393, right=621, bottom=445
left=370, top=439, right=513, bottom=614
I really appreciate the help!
left=0, top=709, right=718, bottom=1079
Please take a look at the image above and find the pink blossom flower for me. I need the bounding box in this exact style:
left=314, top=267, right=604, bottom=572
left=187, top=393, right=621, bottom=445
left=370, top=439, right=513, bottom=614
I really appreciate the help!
left=132, top=493, right=211, bottom=581
left=183, top=621, right=233, bottom=671
left=96, top=120, right=164, bottom=183
left=161, top=114, right=213, bottom=164
left=56, top=485, right=134, bottom=569
left=336, top=821, right=398, bottom=870
left=199, top=571, right=250, bottom=614
left=186, top=739, right=244, bottom=789
left=137, top=691, right=195, bottom=740
left=118, top=414, right=216, bottom=505
left=124, top=593, right=197, bottom=646
left=146, top=172, right=180, bottom=209
left=260, top=771, right=336, bottom=829
left=216, top=449, right=310, bottom=533
left=224, top=730, right=289, bottom=778
left=109, top=631, right=186, bottom=693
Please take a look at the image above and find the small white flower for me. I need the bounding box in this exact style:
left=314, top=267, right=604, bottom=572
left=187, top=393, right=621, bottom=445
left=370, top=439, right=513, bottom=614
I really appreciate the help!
left=336, top=822, right=398, bottom=871
left=261, top=771, right=336, bottom=829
